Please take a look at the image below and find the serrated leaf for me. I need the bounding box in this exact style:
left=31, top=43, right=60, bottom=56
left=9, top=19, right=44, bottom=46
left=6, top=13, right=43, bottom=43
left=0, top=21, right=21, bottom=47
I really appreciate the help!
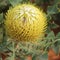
left=47, top=5, right=58, bottom=15
left=56, top=32, right=60, bottom=38
left=46, top=31, right=55, bottom=40
left=47, top=0, right=59, bottom=15
left=52, top=45, right=59, bottom=54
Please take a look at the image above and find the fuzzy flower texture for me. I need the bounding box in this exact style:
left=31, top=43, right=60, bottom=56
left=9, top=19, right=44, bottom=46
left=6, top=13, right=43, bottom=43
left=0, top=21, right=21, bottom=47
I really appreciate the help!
left=5, top=4, right=47, bottom=42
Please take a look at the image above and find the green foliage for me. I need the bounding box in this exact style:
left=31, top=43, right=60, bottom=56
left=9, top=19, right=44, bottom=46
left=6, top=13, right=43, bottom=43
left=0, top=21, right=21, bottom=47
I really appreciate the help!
left=8, top=0, right=29, bottom=6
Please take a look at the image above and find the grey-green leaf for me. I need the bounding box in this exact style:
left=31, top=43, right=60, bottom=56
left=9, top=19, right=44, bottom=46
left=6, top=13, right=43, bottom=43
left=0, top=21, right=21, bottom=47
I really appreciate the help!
left=8, top=0, right=23, bottom=6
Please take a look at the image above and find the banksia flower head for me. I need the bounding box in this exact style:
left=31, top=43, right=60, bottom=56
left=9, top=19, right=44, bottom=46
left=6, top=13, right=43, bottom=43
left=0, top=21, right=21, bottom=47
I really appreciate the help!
left=4, top=4, right=47, bottom=43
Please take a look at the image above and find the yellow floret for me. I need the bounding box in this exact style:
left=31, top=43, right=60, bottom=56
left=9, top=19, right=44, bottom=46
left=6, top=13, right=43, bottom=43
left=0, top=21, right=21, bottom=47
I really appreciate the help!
left=4, top=4, right=47, bottom=43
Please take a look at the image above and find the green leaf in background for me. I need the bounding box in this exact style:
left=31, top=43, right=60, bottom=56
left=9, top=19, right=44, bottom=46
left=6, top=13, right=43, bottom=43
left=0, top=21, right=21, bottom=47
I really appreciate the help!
left=0, top=13, right=4, bottom=24
left=56, top=32, right=60, bottom=48
left=8, top=0, right=29, bottom=6
left=54, top=0, right=60, bottom=5
left=39, top=53, right=48, bottom=60
left=46, top=31, right=55, bottom=41
left=47, top=0, right=60, bottom=15
left=47, top=5, right=58, bottom=15
left=8, top=0, right=23, bottom=6
left=46, top=26, right=52, bottom=33
left=56, top=32, right=60, bottom=39
left=33, top=53, right=48, bottom=60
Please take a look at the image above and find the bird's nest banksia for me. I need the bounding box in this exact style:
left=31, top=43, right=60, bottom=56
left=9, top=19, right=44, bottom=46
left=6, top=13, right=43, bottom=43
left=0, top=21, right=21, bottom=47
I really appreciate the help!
left=4, top=4, right=47, bottom=43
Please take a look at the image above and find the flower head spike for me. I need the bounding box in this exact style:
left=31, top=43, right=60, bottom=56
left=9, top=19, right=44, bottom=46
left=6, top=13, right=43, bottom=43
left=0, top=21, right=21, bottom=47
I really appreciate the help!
left=4, top=4, right=47, bottom=43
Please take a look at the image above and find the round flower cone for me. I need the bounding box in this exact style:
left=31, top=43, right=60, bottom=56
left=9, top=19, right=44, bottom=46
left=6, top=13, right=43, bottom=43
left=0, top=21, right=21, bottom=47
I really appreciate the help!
left=4, top=4, right=47, bottom=43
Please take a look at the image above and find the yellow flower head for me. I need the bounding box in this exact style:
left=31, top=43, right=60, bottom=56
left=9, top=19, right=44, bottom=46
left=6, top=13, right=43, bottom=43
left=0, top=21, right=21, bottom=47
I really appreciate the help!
left=4, top=4, right=47, bottom=43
